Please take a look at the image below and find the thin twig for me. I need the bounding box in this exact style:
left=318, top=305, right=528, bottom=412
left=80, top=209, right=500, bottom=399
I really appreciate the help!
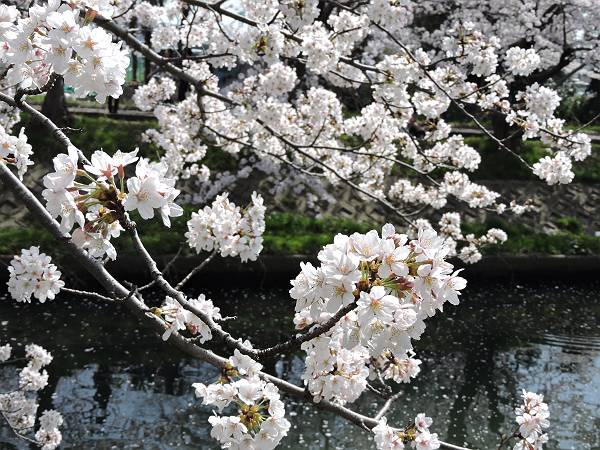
left=375, top=391, right=402, bottom=420
left=62, top=287, right=115, bottom=302
left=175, top=249, right=218, bottom=290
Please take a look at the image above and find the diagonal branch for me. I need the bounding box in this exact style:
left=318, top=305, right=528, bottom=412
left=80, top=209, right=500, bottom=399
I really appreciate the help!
left=0, top=409, right=40, bottom=446
left=0, top=161, right=471, bottom=450
left=127, top=222, right=364, bottom=359
left=61, top=287, right=115, bottom=302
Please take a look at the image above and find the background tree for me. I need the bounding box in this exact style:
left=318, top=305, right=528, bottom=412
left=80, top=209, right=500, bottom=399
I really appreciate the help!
left=40, top=75, right=72, bottom=127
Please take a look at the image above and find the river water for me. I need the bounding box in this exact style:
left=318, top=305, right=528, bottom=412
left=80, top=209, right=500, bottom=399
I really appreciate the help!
left=0, top=281, right=598, bottom=449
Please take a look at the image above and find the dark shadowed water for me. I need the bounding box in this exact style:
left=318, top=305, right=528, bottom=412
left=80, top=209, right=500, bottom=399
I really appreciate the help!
left=0, top=281, right=599, bottom=450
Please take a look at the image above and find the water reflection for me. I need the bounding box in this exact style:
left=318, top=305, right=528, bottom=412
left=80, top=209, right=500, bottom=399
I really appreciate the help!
left=0, top=282, right=598, bottom=449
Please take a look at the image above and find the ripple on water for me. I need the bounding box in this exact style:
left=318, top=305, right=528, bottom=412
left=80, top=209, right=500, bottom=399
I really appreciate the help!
left=536, top=332, right=600, bottom=352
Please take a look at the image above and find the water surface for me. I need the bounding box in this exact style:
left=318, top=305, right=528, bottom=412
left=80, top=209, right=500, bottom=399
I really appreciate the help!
left=0, top=282, right=598, bottom=449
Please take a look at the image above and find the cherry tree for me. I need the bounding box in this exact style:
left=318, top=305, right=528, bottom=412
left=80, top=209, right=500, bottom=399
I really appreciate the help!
left=0, top=0, right=589, bottom=448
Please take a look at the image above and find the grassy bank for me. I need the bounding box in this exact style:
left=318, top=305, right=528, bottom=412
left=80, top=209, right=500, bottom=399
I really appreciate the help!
left=3, top=115, right=599, bottom=262
left=463, top=217, right=600, bottom=256
left=0, top=212, right=373, bottom=259
left=19, top=113, right=157, bottom=160
left=1, top=213, right=599, bottom=260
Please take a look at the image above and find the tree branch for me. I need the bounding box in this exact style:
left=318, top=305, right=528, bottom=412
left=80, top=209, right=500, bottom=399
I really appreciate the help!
left=0, top=161, right=470, bottom=450
left=92, top=14, right=233, bottom=105
left=61, top=287, right=115, bottom=302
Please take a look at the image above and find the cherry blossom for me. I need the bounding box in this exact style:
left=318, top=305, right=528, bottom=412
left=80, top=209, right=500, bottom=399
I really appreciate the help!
left=192, top=352, right=291, bottom=449
left=504, top=47, right=541, bottom=76
left=186, top=192, right=265, bottom=262
left=292, top=224, right=466, bottom=404
left=0, top=3, right=128, bottom=102
left=532, top=154, right=575, bottom=185
left=132, top=77, right=177, bottom=111
left=42, top=148, right=180, bottom=260
left=0, top=344, right=11, bottom=362
left=0, top=0, right=583, bottom=448
left=7, top=247, right=64, bottom=303
left=158, top=293, right=222, bottom=342
left=373, top=414, right=440, bottom=450
left=513, top=390, right=550, bottom=450
left=0, top=125, right=32, bottom=179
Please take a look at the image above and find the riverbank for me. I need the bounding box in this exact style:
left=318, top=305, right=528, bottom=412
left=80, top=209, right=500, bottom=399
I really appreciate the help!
left=106, top=253, right=600, bottom=285
left=1, top=253, right=598, bottom=287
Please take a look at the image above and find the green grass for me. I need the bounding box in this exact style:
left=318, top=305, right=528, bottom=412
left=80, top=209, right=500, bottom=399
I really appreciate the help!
left=463, top=217, right=600, bottom=256
left=18, top=112, right=600, bottom=182
left=466, top=136, right=539, bottom=180
left=20, top=113, right=242, bottom=172
left=5, top=115, right=600, bottom=261
left=26, top=93, right=138, bottom=110
left=264, top=213, right=373, bottom=254
left=449, top=118, right=600, bottom=135
left=564, top=123, right=600, bottom=135
left=20, top=113, right=158, bottom=162
left=0, top=212, right=374, bottom=259
left=2, top=213, right=599, bottom=262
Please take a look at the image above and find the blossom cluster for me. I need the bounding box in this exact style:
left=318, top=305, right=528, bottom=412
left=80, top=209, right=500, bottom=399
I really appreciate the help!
left=504, top=47, right=541, bottom=76
left=192, top=349, right=291, bottom=450
left=0, top=344, right=11, bottom=362
left=370, top=350, right=422, bottom=384
left=0, top=2, right=128, bottom=102
left=507, top=83, right=592, bottom=185
left=441, top=22, right=501, bottom=77
left=42, top=147, right=181, bottom=260
left=513, top=390, right=550, bottom=450
left=7, top=246, right=64, bottom=303
left=0, top=125, right=33, bottom=179
left=291, top=224, right=466, bottom=404
left=413, top=1, right=597, bottom=73
left=158, top=294, right=222, bottom=342
left=373, top=413, right=440, bottom=450
left=186, top=192, right=265, bottom=262
left=435, top=212, right=508, bottom=264
left=132, top=77, right=177, bottom=112
left=388, top=172, right=521, bottom=214
left=387, top=184, right=513, bottom=264
left=138, top=61, right=216, bottom=179
left=132, top=1, right=192, bottom=51
left=0, top=343, right=63, bottom=450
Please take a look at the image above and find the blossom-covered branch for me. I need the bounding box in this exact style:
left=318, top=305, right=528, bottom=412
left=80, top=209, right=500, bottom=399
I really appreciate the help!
left=0, top=149, right=473, bottom=450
